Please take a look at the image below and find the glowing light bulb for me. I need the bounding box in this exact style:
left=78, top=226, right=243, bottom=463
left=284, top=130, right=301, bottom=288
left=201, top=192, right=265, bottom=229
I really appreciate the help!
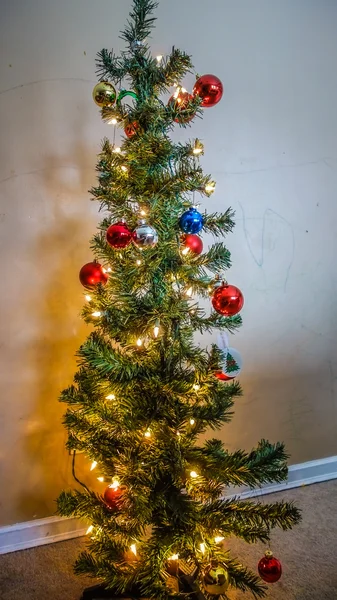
left=144, top=429, right=151, bottom=438
left=190, top=470, right=198, bottom=479
left=156, top=55, right=163, bottom=62
left=113, top=146, right=121, bottom=153
left=92, top=311, right=102, bottom=318
left=97, top=476, right=104, bottom=482
left=193, top=384, right=200, bottom=391
left=108, top=117, right=118, bottom=125
left=190, top=419, right=195, bottom=425
left=106, top=267, right=112, bottom=273
left=90, top=461, right=97, bottom=471
left=140, top=210, right=147, bottom=216
left=130, top=544, right=137, bottom=556
left=136, top=338, right=143, bottom=347
left=153, top=324, right=160, bottom=338
left=182, top=247, right=190, bottom=256
left=176, top=431, right=181, bottom=437
left=85, top=294, right=92, bottom=302
left=110, top=479, right=120, bottom=490
left=214, top=536, right=224, bottom=543
left=136, top=260, right=142, bottom=266
left=186, top=287, right=193, bottom=297
left=205, top=182, right=216, bottom=193
left=106, top=394, right=115, bottom=400
left=200, top=543, right=206, bottom=554
left=168, top=554, right=179, bottom=561
left=193, top=147, right=203, bottom=155
left=121, top=165, right=128, bottom=172
left=86, top=525, right=94, bottom=535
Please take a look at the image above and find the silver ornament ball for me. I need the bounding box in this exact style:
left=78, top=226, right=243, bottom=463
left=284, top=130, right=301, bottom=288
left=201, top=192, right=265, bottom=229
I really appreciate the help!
left=131, top=40, right=145, bottom=52
left=134, top=221, right=158, bottom=249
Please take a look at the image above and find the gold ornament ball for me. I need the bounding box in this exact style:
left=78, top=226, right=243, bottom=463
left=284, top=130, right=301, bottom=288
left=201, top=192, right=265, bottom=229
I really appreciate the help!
left=92, top=81, right=117, bottom=107
left=203, top=562, right=229, bottom=596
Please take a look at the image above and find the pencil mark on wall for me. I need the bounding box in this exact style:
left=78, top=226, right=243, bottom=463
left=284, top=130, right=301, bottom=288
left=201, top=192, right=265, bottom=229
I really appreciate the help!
left=238, top=203, right=295, bottom=292
left=0, top=78, right=94, bottom=95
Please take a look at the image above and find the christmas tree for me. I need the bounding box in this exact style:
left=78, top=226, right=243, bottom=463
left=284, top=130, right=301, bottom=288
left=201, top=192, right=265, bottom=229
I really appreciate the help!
left=57, top=1, right=301, bottom=598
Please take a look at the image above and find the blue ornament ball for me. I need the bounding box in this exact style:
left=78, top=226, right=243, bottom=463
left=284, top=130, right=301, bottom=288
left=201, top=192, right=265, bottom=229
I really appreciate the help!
left=179, top=207, right=204, bottom=234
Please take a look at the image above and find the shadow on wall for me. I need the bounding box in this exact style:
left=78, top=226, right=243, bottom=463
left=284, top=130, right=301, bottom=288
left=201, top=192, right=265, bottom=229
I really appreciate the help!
left=16, top=115, right=100, bottom=522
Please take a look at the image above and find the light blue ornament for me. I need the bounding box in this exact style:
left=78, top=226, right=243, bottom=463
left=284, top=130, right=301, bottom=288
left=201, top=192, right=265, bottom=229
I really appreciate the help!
left=179, top=207, right=204, bottom=234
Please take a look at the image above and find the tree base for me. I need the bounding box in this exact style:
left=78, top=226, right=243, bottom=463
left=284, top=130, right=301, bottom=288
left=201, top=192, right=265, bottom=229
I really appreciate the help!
left=81, top=573, right=206, bottom=600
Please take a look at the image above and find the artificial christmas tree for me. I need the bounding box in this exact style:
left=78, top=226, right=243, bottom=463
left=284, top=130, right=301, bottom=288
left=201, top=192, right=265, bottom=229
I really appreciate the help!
left=57, top=1, right=301, bottom=598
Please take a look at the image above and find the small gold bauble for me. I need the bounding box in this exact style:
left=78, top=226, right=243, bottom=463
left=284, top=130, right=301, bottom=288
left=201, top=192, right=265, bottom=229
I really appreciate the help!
left=92, top=81, right=116, bottom=107
left=203, top=561, right=229, bottom=595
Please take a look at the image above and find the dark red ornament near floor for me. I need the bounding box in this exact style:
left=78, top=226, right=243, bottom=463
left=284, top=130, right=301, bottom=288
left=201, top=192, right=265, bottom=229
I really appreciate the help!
left=168, top=89, right=196, bottom=123
left=211, top=283, right=244, bottom=316
left=181, top=234, right=203, bottom=255
left=79, top=261, right=108, bottom=288
left=106, top=221, right=134, bottom=249
left=258, top=550, right=282, bottom=583
left=103, top=484, right=124, bottom=510
left=193, top=74, right=223, bottom=108
left=124, top=121, right=140, bottom=138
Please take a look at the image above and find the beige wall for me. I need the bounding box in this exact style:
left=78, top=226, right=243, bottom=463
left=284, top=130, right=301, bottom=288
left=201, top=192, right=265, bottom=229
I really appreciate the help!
left=1, top=0, right=337, bottom=526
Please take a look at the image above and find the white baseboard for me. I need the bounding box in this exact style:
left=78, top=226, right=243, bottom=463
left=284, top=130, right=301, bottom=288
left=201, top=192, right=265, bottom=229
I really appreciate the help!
left=0, top=515, right=86, bottom=555
left=1, top=455, right=337, bottom=555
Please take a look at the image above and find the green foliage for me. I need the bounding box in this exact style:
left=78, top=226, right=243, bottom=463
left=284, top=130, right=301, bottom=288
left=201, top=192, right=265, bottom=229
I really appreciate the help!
left=57, top=0, right=300, bottom=597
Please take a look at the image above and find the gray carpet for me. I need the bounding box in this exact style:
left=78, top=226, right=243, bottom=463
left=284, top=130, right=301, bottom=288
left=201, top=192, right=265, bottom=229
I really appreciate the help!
left=1, top=480, right=336, bottom=599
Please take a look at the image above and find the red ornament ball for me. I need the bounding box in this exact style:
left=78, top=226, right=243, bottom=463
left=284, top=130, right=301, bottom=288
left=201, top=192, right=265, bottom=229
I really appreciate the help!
left=211, top=283, right=244, bottom=316
left=106, top=221, right=134, bottom=249
left=181, top=234, right=203, bottom=255
left=79, top=261, right=108, bottom=288
left=258, top=551, right=282, bottom=583
left=124, top=121, right=140, bottom=138
left=193, top=74, right=223, bottom=108
left=103, top=484, right=124, bottom=511
left=168, top=89, right=196, bottom=123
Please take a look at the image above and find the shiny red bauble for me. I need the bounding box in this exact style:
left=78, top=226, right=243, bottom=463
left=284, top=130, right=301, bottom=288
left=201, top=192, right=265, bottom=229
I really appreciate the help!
left=103, top=484, right=124, bottom=511
left=258, top=551, right=282, bottom=583
left=211, top=283, right=244, bottom=316
left=79, top=261, right=108, bottom=288
left=193, top=74, right=223, bottom=108
left=106, top=221, right=134, bottom=249
left=168, top=89, right=196, bottom=123
left=181, top=234, right=203, bottom=255
left=124, top=121, right=140, bottom=138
